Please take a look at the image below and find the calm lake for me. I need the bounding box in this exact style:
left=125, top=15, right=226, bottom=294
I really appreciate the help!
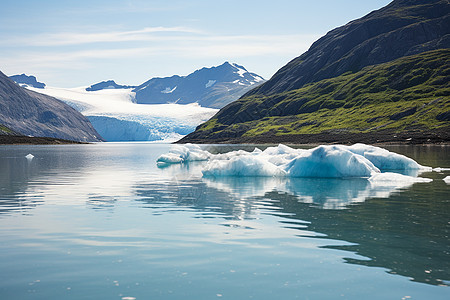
left=0, top=143, right=449, bottom=300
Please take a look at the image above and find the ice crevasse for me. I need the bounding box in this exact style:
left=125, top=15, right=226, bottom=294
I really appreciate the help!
left=156, top=143, right=433, bottom=183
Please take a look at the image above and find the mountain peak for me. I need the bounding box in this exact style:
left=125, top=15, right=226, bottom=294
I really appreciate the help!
left=86, top=80, right=135, bottom=91
left=132, top=62, right=265, bottom=108
left=9, top=73, right=46, bottom=89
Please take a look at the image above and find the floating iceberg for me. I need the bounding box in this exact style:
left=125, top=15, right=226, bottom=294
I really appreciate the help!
left=155, top=143, right=439, bottom=209
left=444, top=176, right=450, bottom=184
left=157, top=144, right=433, bottom=182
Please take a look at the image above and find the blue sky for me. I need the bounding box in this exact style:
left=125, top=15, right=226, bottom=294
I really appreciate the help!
left=0, top=0, right=391, bottom=87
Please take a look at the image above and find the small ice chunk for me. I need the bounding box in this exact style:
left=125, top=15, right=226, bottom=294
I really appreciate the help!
left=369, top=172, right=432, bottom=185
left=156, top=144, right=209, bottom=165
left=434, top=167, right=450, bottom=173
left=443, top=176, right=450, bottom=184
left=25, top=154, right=34, bottom=160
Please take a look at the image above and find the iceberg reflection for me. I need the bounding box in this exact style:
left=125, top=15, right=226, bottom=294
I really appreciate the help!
left=203, top=175, right=428, bottom=209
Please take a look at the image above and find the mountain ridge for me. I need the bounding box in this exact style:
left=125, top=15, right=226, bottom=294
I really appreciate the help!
left=133, top=62, right=265, bottom=108
left=245, top=0, right=449, bottom=97
left=0, top=71, right=103, bottom=142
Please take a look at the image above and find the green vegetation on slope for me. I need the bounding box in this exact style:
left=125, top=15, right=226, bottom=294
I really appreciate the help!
left=0, top=123, right=19, bottom=135
left=188, top=49, right=449, bottom=142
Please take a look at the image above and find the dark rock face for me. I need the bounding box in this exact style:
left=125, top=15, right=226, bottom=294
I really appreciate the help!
left=0, top=71, right=102, bottom=142
left=246, top=0, right=450, bottom=97
left=86, top=80, right=135, bottom=91
left=133, top=62, right=265, bottom=108
left=9, top=74, right=46, bottom=89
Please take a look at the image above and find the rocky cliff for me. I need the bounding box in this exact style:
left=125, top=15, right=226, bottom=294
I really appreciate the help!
left=0, top=71, right=103, bottom=142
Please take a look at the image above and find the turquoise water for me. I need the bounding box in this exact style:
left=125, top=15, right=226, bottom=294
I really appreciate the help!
left=0, top=143, right=449, bottom=300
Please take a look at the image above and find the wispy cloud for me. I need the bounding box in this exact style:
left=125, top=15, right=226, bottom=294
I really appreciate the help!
left=3, top=33, right=317, bottom=67
left=1, top=26, right=319, bottom=86
left=3, top=26, right=203, bottom=46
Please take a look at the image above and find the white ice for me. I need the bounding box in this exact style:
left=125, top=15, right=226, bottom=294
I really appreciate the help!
left=25, top=153, right=34, bottom=160
left=444, top=176, right=450, bottom=184
left=157, top=143, right=436, bottom=209
left=157, top=144, right=433, bottom=181
left=27, top=86, right=217, bottom=142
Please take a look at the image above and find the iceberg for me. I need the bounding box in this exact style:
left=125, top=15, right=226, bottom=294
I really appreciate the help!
left=157, top=144, right=433, bottom=180
left=155, top=143, right=438, bottom=209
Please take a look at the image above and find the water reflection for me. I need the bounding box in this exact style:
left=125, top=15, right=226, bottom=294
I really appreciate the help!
left=135, top=174, right=449, bottom=287
left=0, top=144, right=448, bottom=289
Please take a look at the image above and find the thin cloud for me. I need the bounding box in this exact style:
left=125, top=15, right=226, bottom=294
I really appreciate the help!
left=3, top=26, right=203, bottom=47
left=4, top=33, right=317, bottom=65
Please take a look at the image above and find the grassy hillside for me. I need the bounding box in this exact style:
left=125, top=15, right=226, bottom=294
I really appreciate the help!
left=181, top=49, right=449, bottom=144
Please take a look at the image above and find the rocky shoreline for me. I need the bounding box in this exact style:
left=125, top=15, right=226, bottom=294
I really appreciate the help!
left=0, top=135, right=89, bottom=145
left=176, top=128, right=450, bottom=145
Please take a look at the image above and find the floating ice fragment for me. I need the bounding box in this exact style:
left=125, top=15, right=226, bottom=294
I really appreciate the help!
left=157, top=144, right=210, bottom=165
left=25, top=153, right=34, bottom=160
left=369, top=172, right=432, bottom=185
left=443, top=176, right=450, bottom=184
left=434, top=167, right=450, bottom=173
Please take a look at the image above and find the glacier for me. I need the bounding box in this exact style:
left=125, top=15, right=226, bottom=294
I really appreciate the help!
left=27, top=86, right=218, bottom=142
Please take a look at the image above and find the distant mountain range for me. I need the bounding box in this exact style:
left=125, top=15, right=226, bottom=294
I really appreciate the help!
left=11, top=62, right=265, bottom=110
left=7, top=62, right=264, bottom=142
left=132, top=62, right=265, bottom=108
left=179, top=0, right=450, bottom=144
left=0, top=71, right=102, bottom=142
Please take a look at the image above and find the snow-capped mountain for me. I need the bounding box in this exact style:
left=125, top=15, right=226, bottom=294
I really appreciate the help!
left=86, top=80, right=136, bottom=91
left=133, top=62, right=265, bottom=108
left=9, top=73, right=46, bottom=89
left=12, top=62, right=264, bottom=142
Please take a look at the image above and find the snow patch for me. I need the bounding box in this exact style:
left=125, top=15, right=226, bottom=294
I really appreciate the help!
left=161, top=86, right=177, bottom=94
left=231, top=63, right=247, bottom=77
left=205, top=80, right=216, bottom=88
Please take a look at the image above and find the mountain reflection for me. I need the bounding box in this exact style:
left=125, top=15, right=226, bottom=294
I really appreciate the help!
left=135, top=175, right=449, bottom=287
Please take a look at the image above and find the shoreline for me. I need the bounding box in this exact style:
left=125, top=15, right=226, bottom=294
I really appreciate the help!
left=176, top=128, right=450, bottom=146
left=0, top=135, right=89, bottom=145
